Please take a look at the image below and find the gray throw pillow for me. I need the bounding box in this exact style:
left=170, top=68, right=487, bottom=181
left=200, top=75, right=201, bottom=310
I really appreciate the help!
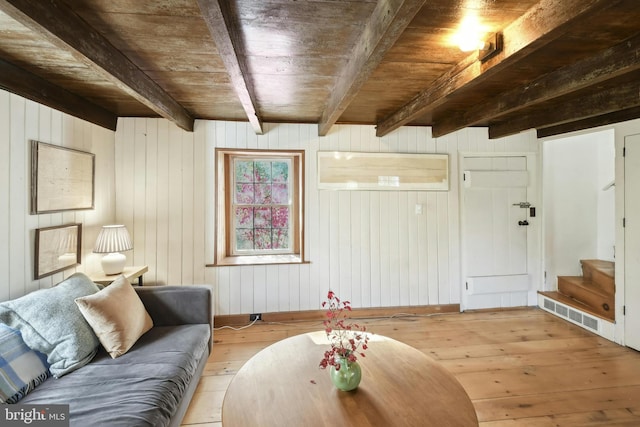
left=0, top=273, right=101, bottom=377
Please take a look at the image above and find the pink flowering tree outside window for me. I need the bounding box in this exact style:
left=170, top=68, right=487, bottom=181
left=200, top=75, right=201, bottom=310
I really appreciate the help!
left=233, top=158, right=292, bottom=254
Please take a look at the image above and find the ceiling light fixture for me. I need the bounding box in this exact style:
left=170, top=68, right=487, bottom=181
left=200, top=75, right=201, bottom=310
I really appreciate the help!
left=453, top=14, right=486, bottom=52
left=477, top=32, right=503, bottom=62
left=452, top=14, right=503, bottom=62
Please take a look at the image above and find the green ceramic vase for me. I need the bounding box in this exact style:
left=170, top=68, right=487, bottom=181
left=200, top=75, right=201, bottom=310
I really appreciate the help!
left=329, top=357, right=361, bottom=391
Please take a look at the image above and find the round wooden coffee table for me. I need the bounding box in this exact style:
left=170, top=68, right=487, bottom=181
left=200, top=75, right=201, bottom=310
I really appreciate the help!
left=222, top=331, right=478, bottom=426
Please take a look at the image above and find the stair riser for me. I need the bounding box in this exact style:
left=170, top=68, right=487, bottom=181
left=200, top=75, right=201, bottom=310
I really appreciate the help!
left=582, top=263, right=593, bottom=281
left=558, top=279, right=614, bottom=321
left=580, top=260, right=615, bottom=295
left=589, top=269, right=615, bottom=295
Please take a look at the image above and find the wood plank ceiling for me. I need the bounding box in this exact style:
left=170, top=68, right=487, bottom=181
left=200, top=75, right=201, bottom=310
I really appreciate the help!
left=0, top=0, right=639, bottom=139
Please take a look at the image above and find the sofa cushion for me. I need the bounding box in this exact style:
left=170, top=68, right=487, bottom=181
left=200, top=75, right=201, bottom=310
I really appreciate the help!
left=0, top=273, right=100, bottom=377
left=75, top=275, right=153, bottom=358
left=20, top=324, right=211, bottom=427
left=0, top=324, right=50, bottom=403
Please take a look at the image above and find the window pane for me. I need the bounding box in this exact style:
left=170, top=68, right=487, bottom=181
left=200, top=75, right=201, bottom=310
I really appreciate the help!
left=254, top=184, right=272, bottom=204
left=254, top=161, right=272, bottom=182
left=235, top=207, right=253, bottom=228
left=235, top=160, right=254, bottom=183
left=235, top=183, right=254, bottom=204
left=254, top=229, right=272, bottom=249
left=272, top=207, right=289, bottom=228
left=254, top=207, right=271, bottom=228
left=236, top=229, right=254, bottom=249
left=272, top=161, right=288, bottom=183
left=272, top=228, right=289, bottom=249
left=272, top=183, right=288, bottom=204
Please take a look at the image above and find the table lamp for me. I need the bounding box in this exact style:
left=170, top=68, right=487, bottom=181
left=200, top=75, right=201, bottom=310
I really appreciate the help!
left=93, top=225, right=133, bottom=275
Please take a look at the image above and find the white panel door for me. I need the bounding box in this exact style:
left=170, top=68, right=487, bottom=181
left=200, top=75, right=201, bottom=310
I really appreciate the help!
left=624, top=134, right=640, bottom=351
left=462, top=156, right=532, bottom=309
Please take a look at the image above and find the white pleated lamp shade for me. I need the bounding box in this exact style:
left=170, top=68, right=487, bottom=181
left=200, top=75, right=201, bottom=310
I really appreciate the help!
left=94, top=225, right=133, bottom=275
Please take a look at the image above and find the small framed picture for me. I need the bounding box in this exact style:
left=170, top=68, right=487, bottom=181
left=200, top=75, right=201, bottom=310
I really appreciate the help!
left=34, top=223, right=82, bottom=279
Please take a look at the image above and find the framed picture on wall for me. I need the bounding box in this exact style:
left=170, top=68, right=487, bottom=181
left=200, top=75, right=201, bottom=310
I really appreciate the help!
left=317, top=151, right=449, bottom=191
left=30, top=140, right=95, bottom=214
left=34, top=223, right=82, bottom=279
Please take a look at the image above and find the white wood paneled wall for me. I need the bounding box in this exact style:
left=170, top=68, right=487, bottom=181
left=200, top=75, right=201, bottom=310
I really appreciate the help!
left=0, top=89, right=115, bottom=302
left=115, top=118, right=538, bottom=315
left=115, top=119, right=208, bottom=287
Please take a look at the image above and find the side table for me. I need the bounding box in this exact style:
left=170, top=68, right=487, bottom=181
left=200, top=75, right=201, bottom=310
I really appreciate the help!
left=89, top=265, right=148, bottom=286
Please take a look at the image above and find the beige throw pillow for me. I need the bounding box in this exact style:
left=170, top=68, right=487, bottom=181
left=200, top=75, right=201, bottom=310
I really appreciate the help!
left=75, top=276, right=153, bottom=358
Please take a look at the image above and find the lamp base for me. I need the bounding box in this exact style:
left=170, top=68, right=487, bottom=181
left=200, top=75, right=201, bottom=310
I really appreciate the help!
left=101, top=252, right=126, bottom=275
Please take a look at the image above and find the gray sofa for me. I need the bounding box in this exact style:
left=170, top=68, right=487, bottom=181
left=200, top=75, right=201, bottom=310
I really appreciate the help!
left=19, top=285, right=213, bottom=427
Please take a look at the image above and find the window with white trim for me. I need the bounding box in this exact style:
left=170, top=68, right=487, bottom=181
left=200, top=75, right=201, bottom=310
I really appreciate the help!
left=214, top=149, right=305, bottom=265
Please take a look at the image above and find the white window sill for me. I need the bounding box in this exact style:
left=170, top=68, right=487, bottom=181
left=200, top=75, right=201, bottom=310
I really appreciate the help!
left=210, top=254, right=308, bottom=267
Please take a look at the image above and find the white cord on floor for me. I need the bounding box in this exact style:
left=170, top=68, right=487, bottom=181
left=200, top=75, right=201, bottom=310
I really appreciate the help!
left=213, top=317, right=260, bottom=331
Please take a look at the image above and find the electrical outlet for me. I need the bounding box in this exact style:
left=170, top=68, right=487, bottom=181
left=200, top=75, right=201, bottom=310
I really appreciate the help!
left=250, top=313, right=262, bottom=321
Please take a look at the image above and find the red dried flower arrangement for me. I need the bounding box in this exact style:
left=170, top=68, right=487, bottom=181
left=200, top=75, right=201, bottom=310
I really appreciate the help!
left=319, top=290, right=370, bottom=370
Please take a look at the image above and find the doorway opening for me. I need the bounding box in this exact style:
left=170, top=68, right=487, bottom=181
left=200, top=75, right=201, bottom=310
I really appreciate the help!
left=542, top=129, right=615, bottom=286
left=539, top=129, right=615, bottom=340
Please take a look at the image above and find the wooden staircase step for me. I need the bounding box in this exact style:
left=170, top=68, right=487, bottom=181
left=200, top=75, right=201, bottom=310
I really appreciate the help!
left=580, top=259, right=615, bottom=295
left=558, top=276, right=612, bottom=298
left=557, top=276, right=615, bottom=322
left=538, top=291, right=614, bottom=322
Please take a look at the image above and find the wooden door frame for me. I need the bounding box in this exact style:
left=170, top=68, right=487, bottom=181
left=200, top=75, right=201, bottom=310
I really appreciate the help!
left=458, top=152, right=542, bottom=311
left=617, top=129, right=640, bottom=348
left=597, top=122, right=640, bottom=347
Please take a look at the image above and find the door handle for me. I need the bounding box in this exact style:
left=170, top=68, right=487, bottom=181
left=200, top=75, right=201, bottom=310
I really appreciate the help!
left=518, top=220, right=529, bottom=226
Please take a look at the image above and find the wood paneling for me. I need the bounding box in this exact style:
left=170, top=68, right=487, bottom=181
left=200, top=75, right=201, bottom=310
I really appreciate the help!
left=434, top=32, right=640, bottom=138
left=0, top=0, right=194, bottom=131
left=0, top=59, right=117, bottom=131
left=317, top=0, right=427, bottom=136
left=115, top=118, right=537, bottom=316
left=2, top=0, right=640, bottom=138
left=0, top=88, right=115, bottom=302
left=197, top=0, right=263, bottom=134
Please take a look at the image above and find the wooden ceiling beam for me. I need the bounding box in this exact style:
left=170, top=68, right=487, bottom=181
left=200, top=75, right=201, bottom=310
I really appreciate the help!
left=197, top=0, right=263, bottom=135
left=537, top=106, right=640, bottom=139
left=488, top=80, right=640, bottom=139
left=0, top=0, right=194, bottom=132
left=0, top=58, right=117, bottom=130
left=433, top=31, right=640, bottom=138
left=375, top=0, right=620, bottom=137
left=317, top=0, right=426, bottom=137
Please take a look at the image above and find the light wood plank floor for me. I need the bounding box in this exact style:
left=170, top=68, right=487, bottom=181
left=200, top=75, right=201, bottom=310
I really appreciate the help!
left=181, top=308, right=640, bottom=426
